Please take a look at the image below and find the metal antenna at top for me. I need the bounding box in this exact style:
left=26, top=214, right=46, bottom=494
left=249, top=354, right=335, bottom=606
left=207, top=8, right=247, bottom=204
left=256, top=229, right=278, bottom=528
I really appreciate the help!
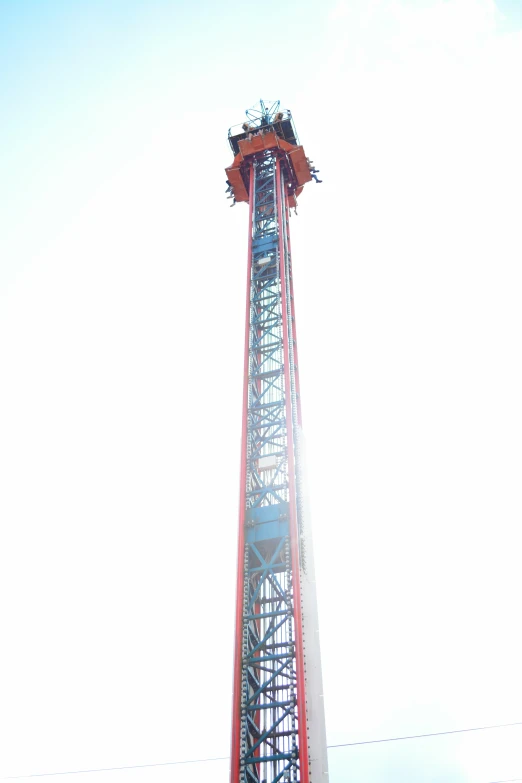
left=245, top=99, right=281, bottom=128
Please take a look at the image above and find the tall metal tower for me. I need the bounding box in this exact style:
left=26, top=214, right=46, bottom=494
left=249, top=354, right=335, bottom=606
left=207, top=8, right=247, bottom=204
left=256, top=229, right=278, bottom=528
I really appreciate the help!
left=226, top=101, right=328, bottom=783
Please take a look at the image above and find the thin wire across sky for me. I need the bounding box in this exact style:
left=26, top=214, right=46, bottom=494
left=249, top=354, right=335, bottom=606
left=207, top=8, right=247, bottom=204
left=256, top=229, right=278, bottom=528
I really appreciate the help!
left=5, top=720, right=521, bottom=780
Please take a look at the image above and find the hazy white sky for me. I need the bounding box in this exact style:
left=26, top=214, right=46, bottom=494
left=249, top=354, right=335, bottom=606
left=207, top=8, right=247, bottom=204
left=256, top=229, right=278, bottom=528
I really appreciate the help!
left=1, top=1, right=521, bottom=782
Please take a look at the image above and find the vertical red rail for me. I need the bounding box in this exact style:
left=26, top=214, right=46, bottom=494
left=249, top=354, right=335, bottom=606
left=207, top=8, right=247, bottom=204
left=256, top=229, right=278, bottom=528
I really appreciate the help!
left=230, top=162, right=255, bottom=783
left=276, top=158, right=310, bottom=783
left=284, top=196, right=303, bottom=428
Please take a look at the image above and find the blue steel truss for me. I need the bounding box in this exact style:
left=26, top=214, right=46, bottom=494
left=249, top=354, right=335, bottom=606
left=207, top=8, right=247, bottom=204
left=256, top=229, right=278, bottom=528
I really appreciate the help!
left=239, top=154, right=301, bottom=783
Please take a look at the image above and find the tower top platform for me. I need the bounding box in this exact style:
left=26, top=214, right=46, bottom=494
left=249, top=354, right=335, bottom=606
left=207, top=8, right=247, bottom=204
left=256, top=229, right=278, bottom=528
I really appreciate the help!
left=226, top=100, right=313, bottom=209
left=228, top=99, right=299, bottom=155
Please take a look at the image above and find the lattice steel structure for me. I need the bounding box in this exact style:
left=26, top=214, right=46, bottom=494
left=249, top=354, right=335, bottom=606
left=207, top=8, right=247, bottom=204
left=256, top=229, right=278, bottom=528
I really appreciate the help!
left=226, top=101, right=328, bottom=783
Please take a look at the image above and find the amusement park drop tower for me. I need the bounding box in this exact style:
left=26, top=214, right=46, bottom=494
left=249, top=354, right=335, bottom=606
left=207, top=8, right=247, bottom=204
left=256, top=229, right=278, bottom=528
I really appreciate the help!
left=225, top=100, right=329, bottom=783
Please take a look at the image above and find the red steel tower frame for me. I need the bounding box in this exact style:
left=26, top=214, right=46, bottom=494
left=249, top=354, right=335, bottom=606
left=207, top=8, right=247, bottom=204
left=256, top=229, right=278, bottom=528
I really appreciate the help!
left=226, top=101, right=328, bottom=783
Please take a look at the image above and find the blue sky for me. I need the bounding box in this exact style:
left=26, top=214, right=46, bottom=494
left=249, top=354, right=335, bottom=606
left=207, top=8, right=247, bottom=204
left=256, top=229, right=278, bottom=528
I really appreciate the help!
left=1, top=2, right=522, bottom=783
